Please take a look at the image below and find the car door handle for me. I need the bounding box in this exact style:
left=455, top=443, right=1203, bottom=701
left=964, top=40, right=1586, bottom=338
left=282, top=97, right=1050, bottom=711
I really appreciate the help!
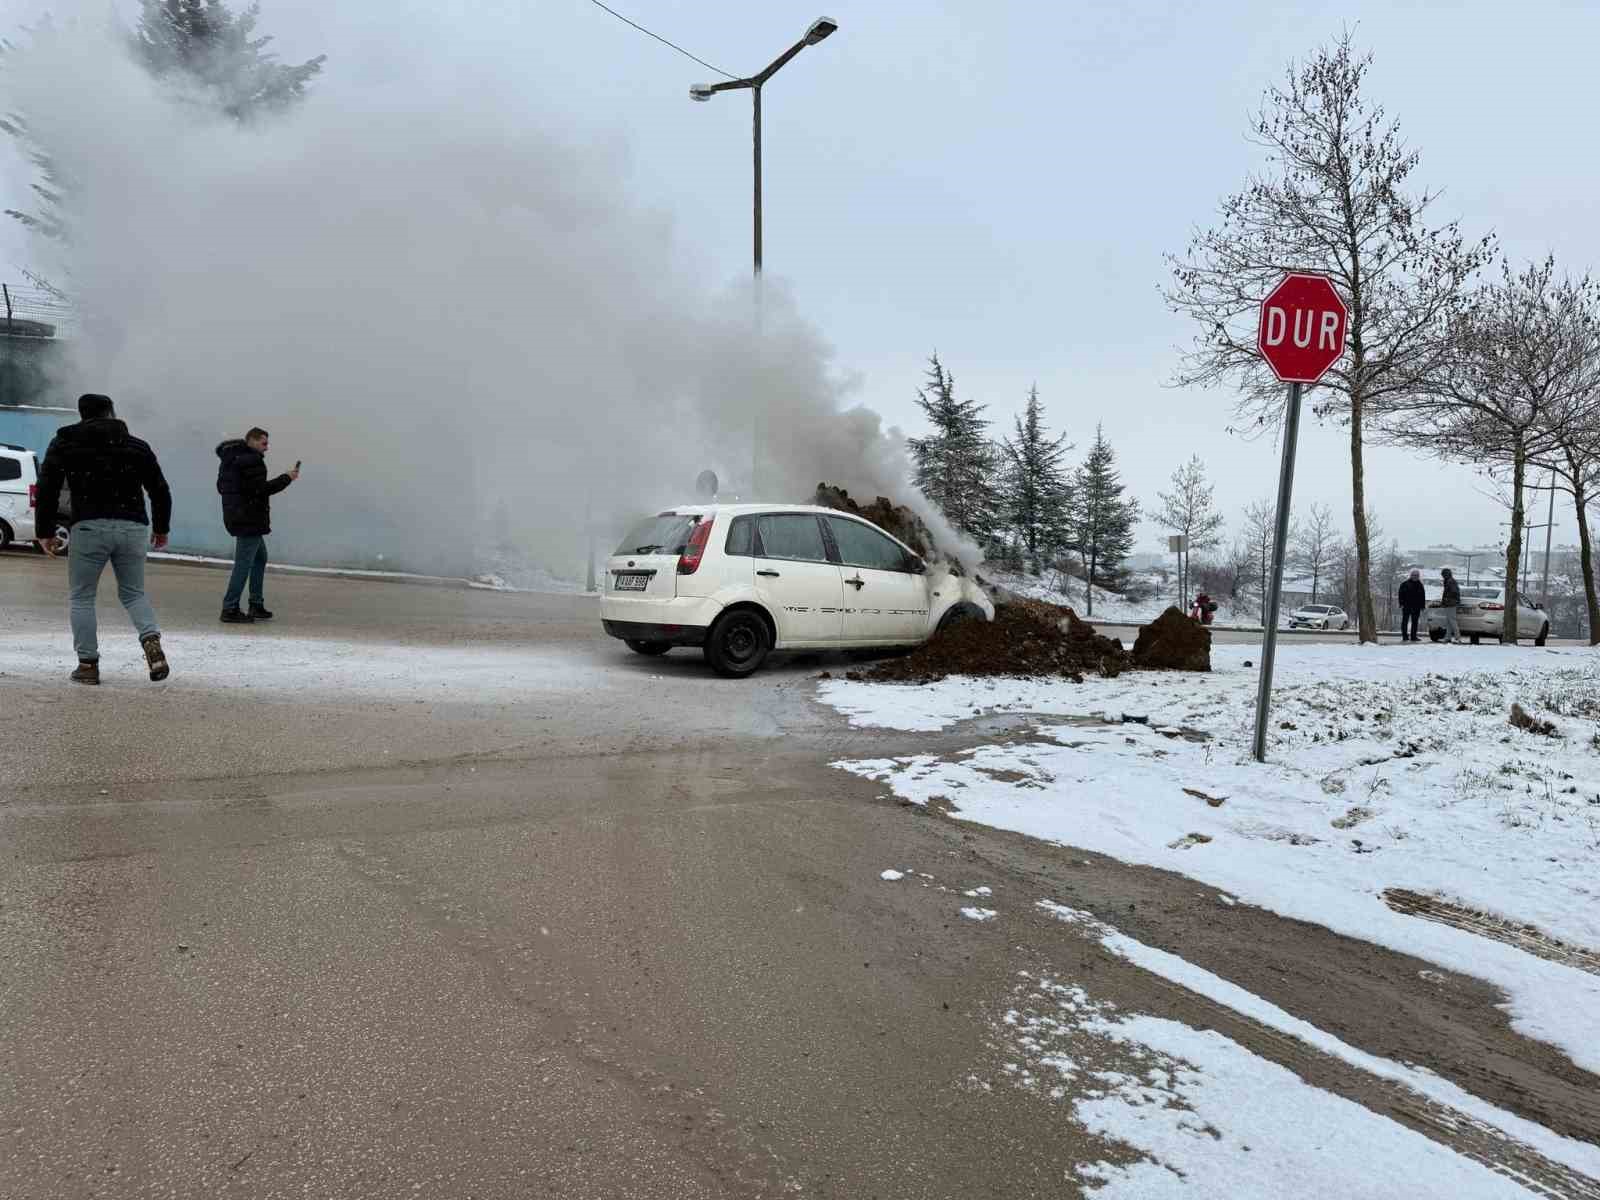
left=757, top=569, right=781, bottom=578
left=846, top=575, right=865, bottom=590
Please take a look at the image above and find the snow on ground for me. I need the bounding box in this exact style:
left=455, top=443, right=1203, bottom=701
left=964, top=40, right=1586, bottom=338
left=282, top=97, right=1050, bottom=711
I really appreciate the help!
left=145, top=552, right=586, bottom=595
left=822, top=643, right=1600, bottom=1071
left=1035, top=900, right=1600, bottom=1181
left=0, top=629, right=597, bottom=701
left=985, top=969, right=1544, bottom=1199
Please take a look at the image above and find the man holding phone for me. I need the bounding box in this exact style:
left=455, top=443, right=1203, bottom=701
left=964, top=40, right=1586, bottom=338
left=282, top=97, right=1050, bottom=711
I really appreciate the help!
left=215, top=427, right=300, bottom=623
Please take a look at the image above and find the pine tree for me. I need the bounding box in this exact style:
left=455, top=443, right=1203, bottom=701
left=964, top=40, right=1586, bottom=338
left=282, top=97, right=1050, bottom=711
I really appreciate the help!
left=1000, top=385, right=1071, bottom=575
left=907, top=353, right=1004, bottom=542
left=131, top=0, right=326, bottom=121
left=5, top=3, right=324, bottom=246
left=1068, top=425, right=1139, bottom=616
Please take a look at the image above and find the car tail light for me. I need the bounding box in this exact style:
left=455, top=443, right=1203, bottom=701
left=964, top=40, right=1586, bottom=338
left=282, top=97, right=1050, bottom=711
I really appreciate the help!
left=1480, top=602, right=1503, bottom=611
left=677, top=520, right=712, bottom=575
left=28, top=484, right=37, bottom=509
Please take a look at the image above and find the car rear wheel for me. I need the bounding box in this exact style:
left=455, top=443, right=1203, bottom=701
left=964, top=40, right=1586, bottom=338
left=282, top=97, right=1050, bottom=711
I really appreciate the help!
left=1535, top=622, right=1549, bottom=647
left=625, top=639, right=671, bottom=657
left=1428, top=627, right=1445, bottom=643
left=704, top=609, right=771, bottom=678
left=1469, top=633, right=1480, bottom=646
left=0, top=520, right=11, bottom=551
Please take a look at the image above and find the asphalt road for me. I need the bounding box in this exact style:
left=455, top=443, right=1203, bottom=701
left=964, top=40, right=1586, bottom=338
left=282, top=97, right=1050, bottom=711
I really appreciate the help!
left=2, top=555, right=1594, bottom=1197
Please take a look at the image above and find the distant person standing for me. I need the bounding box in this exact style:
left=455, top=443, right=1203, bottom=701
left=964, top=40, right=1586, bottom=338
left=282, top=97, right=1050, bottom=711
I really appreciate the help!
left=33, top=393, right=172, bottom=685
left=1397, top=569, right=1427, bottom=643
left=216, top=428, right=299, bottom=623
left=1438, top=567, right=1462, bottom=644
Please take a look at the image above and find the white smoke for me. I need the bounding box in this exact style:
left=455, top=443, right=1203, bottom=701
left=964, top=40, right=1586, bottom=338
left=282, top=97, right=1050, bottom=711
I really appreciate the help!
left=2, top=13, right=971, bottom=578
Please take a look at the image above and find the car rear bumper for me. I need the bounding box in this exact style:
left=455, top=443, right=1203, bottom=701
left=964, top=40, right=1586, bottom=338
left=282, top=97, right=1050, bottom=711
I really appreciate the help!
left=602, top=619, right=709, bottom=646
left=1427, top=609, right=1498, bottom=632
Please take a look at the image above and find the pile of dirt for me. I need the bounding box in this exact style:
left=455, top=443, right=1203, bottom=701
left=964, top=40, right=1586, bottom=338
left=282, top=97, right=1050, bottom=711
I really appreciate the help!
left=813, top=484, right=936, bottom=560
left=859, top=598, right=1130, bottom=684
left=1131, top=606, right=1211, bottom=672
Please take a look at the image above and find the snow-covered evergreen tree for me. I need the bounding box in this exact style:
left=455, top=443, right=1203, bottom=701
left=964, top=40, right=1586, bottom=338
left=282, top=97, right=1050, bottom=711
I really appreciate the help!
left=907, top=353, right=1003, bottom=542
left=131, top=0, right=325, bottom=120
left=1000, top=385, right=1071, bottom=574
left=1069, top=425, right=1139, bottom=615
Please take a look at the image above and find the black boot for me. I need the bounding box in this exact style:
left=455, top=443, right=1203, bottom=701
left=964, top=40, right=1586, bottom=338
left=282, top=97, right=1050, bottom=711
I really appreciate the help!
left=141, top=633, right=170, bottom=682
left=220, top=608, right=255, bottom=624
left=71, top=660, right=100, bottom=685
left=248, top=603, right=273, bottom=620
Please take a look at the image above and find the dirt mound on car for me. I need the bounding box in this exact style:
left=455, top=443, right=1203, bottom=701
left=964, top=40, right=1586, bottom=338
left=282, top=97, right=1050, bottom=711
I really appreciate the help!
left=1131, top=606, right=1211, bottom=672
left=813, top=484, right=936, bottom=560
left=858, top=598, right=1129, bottom=684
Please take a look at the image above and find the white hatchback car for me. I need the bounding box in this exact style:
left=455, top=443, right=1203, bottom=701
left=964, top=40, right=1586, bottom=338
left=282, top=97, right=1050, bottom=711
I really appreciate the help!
left=0, top=443, right=39, bottom=550
left=600, top=504, right=995, bottom=677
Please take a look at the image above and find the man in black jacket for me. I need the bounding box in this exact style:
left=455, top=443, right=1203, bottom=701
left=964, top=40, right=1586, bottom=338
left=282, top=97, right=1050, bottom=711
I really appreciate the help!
left=1397, top=569, right=1427, bottom=642
left=34, top=393, right=172, bottom=684
left=1439, top=567, right=1462, bottom=644
left=216, top=427, right=299, bottom=623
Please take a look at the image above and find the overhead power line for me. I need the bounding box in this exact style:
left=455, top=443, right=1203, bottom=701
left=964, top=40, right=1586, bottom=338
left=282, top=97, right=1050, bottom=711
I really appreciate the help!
left=583, top=0, right=737, bottom=79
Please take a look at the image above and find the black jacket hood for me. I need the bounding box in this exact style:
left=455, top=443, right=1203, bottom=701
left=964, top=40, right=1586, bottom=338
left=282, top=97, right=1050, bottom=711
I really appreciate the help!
left=216, top=438, right=251, bottom=459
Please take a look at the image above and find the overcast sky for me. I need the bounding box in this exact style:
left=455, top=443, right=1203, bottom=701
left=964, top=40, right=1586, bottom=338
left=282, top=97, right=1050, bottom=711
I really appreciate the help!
left=5, top=0, right=1597, bottom=558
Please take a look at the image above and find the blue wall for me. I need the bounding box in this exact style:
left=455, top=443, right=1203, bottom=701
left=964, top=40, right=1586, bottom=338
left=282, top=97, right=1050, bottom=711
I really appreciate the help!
left=0, top=404, right=74, bottom=460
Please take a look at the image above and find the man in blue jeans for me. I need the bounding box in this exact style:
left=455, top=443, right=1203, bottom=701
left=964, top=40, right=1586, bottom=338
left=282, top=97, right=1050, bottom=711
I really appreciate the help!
left=33, top=393, right=173, bottom=684
left=216, top=427, right=299, bottom=622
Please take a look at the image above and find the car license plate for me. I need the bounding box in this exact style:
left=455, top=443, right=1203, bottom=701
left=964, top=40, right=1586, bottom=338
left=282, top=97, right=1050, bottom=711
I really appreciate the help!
left=614, top=574, right=649, bottom=592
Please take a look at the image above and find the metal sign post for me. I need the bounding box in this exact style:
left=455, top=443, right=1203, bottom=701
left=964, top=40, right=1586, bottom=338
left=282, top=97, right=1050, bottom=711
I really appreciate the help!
left=1251, top=382, right=1302, bottom=761
left=1250, top=272, right=1349, bottom=762
left=1168, top=534, right=1188, bottom=608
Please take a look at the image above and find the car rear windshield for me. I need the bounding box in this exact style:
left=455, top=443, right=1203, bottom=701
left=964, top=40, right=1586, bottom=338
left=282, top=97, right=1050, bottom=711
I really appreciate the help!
left=615, top=513, right=699, bottom=557
left=1460, top=587, right=1500, bottom=599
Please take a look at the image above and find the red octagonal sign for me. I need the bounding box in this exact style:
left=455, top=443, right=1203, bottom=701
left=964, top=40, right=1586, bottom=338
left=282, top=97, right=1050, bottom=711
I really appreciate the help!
left=1257, top=273, right=1349, bottom=384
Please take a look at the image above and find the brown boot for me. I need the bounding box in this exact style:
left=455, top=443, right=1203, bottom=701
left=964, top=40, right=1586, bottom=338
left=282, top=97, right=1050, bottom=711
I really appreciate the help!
left=70, top=660, right=100, bottom=686
left=141, top=634, right=170, bottom=682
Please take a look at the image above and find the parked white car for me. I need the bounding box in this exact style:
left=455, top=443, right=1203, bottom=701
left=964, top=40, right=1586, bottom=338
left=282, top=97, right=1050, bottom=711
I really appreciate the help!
left=0, top=443, right=39, bottom=549
left=600, top=504, right=994, bottom=677
left=1427, top=586, right=1550, bottom=646
left=1287, top=603, right=1349, bottom=631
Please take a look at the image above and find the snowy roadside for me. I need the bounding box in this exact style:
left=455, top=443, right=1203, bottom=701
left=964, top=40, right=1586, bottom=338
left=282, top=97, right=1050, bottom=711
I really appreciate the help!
left=0, top=628, right=600, bottom=701
left=143, top=552, right=587, bottom=596
left=821, top=643, right=1600, bottom=1073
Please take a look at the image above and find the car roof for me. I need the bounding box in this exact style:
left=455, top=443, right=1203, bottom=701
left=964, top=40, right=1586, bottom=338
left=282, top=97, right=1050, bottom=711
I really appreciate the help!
left=656, top=503, right=918, bottom=549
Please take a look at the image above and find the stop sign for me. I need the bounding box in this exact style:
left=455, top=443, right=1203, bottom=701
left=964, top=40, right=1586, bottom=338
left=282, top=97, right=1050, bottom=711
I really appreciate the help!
left=1257, top=273, right=1348, bottom=384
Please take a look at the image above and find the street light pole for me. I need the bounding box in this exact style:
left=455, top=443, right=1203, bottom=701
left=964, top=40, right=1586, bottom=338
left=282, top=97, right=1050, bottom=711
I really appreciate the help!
left=690, top=17, right=836, bottom=279
left=691, top=18, right=837, bottom=499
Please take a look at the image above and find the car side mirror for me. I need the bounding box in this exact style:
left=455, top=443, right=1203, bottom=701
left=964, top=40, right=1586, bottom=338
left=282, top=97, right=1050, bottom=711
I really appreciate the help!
left=906, top=555, right=926, bottom=574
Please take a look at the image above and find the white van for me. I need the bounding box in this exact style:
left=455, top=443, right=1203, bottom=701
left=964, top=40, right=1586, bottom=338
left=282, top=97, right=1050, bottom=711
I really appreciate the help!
left=0, top=443, right=39, bottom=549
left=600, top=503, right=994, bottom=677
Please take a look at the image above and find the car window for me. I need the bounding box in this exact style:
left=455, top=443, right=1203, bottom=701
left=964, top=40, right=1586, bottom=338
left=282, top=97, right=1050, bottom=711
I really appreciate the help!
left=824, top=516, right=908, bottom=571
left=0, top=457, right=21, bottom=482
left=756, top=514, right=827, bottom=562
left=725, top=515, right=757, bottom=557
left=615, top=513, right=698, bottom=556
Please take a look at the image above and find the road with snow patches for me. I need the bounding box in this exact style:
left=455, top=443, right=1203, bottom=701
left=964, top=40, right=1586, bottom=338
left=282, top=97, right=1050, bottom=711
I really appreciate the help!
left=2, top=551, right=1598, bottom=1198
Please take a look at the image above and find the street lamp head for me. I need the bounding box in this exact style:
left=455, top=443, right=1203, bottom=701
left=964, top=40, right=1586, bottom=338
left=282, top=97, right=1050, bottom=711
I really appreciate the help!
left=804, top=16, right=838, bottom=45
left=689, top=82, right=716, bottom=101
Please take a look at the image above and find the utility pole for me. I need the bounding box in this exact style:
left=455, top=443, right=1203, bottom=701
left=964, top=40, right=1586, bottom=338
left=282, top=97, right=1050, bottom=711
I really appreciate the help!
left=690, top=18, right=838, bottom=501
